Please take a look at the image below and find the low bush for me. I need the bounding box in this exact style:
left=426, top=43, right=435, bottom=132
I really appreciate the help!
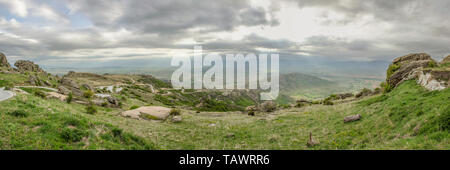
left=83, top=90, right=94, bottom=99
left=129, top=105, right=140, bottom=110
left=34, top=90, right=47, bottom=98
left=86, top=104, right=97, bottom=114
left=169, top=108, right=181, bottom=116
left=7, top=110, right=29, bottom=117
left=66, top=92, right=73, bottom=104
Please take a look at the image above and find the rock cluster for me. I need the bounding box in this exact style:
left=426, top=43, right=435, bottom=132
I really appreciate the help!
left=14, top=60, right=45, bottom=73
left=387, top=53, right=436, bottom=88
left=387, top=53, right=449, bottom=91
left=441, top=55, right=450, bottom=64
left=59, top=77, right=82, bottom=96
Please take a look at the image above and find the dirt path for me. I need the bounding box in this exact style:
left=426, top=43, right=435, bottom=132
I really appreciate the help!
left=0, top=87, right=14, bottom=102
left=15, top=86, right=58, bottom=92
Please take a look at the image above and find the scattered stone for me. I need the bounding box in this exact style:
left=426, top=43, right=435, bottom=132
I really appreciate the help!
left=106, top=96, right=120, bottom=107
left=171, top=116, right=182, bottom=123
left=344, top=114, right=362, bottom=123
left=306, top=132, right=319, bottom=147
left=246, top=105, right=258, bottom=116
left=208, top=123, right=216, bottom=127
left=260, top=101, right=277, bottom=112
left=82, top=84, right=94, bottom=91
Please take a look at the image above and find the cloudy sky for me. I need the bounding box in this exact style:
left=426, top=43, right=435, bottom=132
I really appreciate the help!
left=0, top=0, right=449, bottom=67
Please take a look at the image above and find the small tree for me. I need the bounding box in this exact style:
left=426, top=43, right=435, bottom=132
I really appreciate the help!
left=169, top=108, right=181, bottom=116
left=66, top=92, right=73, bottom=104
left=83, top=90, right=94, bottom=99
left=86, top=104, right=97, bottom=114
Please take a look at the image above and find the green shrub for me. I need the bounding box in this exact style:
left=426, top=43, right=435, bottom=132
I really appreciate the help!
left=169, top=108, right=181, bottom=116
left=86, top=104, right=97, bottom=114
left=83, top=90, right=94, bottom=99
left=4, top=85, right=12, bottom=90
left=437, top=108, right=450, bottom=131
left=60, top=128, right=87, bottom=142
left=387, top=63, right=401, bottom=79
left=295, top=102, right=305, bottom=108
left=34, top=90, right=47, bottom=98
left=111, top=128, right=123, bottom=137
left=66, top=92, right=73, bottom=104
left=101, top=102, right=108, bottom=107
left=322, top=99, right=334, bottom=105
left=7, top=110, right=29, bottom=117
left=129, top=105, right=140, bottom=110
left=428, top=60, right=437, bottom=68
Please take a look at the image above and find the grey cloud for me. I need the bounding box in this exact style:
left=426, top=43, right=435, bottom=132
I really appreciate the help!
left=67, top=0, right=278, bottom=34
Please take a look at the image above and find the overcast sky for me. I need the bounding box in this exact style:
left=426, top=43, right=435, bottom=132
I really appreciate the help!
left=0, top=0, right=449, bottom=65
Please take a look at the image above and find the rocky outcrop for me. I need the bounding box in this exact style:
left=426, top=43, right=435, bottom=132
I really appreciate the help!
left=0, top=52, right=11, bottom=68
left=441, top=55, right=450, bottom=64
left=14, top=60, right=45, bottom=73
left=392, top=53, right=432, bottom=64
left=59, top=77, right=82, bottom=96
left=81, top=84, right=94, bottom=91
left=58, top=86, right=71, bottom=95
left=387, top=53, right=436, bottom=88
left=387, top=53, right=449, bottom=91
left=407, top=70, right=450, bottom=91
left=28, top=75, right=41, bottom=86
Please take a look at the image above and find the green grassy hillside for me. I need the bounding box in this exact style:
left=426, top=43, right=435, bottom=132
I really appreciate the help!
left=74, top=80, right=449, bottom=149
left=0, top=94, right=156, bottom=149
left=1, top=76, right=448, bottom=149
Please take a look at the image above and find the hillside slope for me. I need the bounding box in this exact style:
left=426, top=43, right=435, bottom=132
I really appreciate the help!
left=80, top=80, right=446, bottom=149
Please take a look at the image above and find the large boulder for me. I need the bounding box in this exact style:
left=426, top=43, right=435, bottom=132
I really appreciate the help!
left=106, top=96, right=120, bottom=107
left=121, top=106, right=171, bottom=120
left=14, top=60, right=45, bottom=73
left=59, top=77, right=82, bottom=96
left=45, top=92, right=67, bottom=102
left=0, top=52, right=11, bottom=68
left=387, top=53, right=436, bottom=88
left=58, top=86, right=71, bottom=95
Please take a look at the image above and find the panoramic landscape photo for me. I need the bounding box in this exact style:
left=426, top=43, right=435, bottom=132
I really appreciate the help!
left=0, top=0, right=449, bottom=150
